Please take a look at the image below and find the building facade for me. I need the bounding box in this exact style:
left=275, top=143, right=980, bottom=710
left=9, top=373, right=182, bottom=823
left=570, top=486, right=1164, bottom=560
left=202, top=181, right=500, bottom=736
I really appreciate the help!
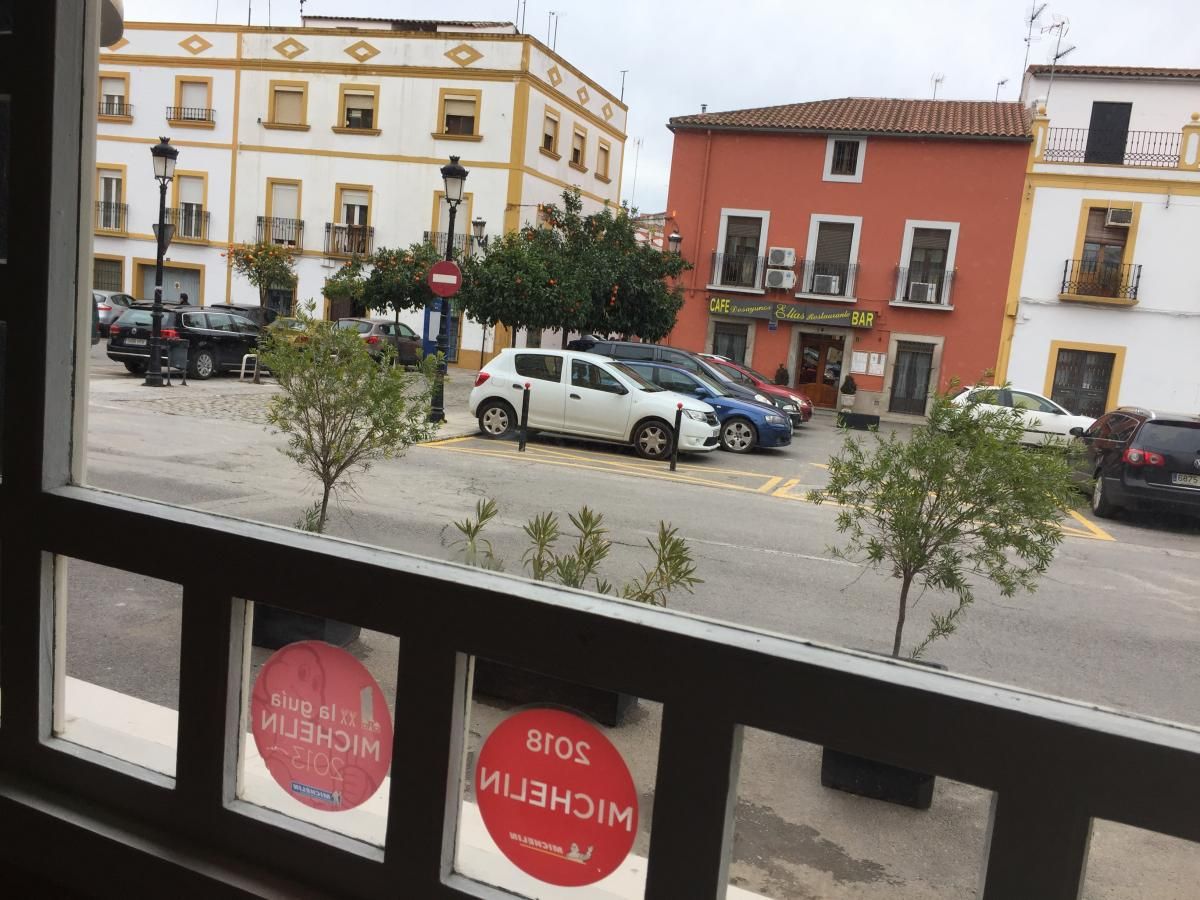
left=93, top=16, right=627, bottom=367
left=662, top=99, right=1029, bottom=415
left=997, top=65, right=1200, bottom=416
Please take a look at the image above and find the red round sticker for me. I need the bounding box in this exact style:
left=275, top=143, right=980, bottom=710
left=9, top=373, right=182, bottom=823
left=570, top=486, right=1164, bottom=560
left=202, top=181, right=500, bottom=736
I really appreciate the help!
left=251, top=640, right=393, bottom=812
left=475, top=708, right=638, bottom=886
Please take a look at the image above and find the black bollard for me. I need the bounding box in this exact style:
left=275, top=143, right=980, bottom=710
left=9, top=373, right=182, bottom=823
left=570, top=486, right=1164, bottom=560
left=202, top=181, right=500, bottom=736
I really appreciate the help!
left=518, top=382, right=531, bottom=452
left=670, top=402, right=683, bottom=471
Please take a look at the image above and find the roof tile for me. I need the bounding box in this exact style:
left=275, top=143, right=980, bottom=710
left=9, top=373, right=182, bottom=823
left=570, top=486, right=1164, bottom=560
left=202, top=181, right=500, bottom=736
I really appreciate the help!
left=1027, top=64, right=1200, bottom=80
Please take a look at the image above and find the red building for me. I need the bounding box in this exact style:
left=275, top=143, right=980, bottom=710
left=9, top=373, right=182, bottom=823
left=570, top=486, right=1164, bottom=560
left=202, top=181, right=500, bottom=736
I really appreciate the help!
left=663, top=98, right=1030, bottom=415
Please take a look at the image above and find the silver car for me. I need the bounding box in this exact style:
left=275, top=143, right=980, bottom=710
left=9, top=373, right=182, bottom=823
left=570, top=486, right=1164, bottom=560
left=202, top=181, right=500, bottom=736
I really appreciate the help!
left=93, top=290, right=135, bottom=335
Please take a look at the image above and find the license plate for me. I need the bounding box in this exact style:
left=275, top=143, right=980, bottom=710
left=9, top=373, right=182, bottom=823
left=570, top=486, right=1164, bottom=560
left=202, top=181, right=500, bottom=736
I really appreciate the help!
left=1171, top=472, right=1200, bottom=487
left=126, top=338, right=147, bottom=346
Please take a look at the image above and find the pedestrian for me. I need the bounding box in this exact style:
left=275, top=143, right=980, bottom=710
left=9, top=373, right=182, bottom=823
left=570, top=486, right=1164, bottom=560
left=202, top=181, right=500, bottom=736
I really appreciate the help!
left=178, top=291, right=189, bottom=305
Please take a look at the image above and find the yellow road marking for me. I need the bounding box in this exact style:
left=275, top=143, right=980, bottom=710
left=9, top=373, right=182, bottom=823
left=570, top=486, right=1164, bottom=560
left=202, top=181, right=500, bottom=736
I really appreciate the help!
left=757, top=476, right=784, bottom=494
left=810, top=462, right=829, bottom=469
left=1065, top=509, right=1116, bottom=542
left=422, top=434, right=475, bottom=446
left=773, top=478, right=802, bottom=498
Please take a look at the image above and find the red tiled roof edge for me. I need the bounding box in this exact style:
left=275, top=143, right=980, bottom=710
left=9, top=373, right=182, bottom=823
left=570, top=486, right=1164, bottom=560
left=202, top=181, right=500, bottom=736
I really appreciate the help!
left=1026, top=64, right=1200, bottom=80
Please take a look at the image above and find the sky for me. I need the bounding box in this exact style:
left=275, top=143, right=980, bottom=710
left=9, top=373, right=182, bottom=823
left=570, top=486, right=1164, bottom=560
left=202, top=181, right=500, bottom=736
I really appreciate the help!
left=125, top=0, right=1200, bottom=211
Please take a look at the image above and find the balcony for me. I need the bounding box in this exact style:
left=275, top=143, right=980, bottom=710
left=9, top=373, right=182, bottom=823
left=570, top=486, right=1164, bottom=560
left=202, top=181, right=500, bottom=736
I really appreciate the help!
left=97, top=99, right=132, bottom=119
left=423, top=230, right=484, bottom=257
left=324, top=222, right=374, bottom=257
left=709, top=251, right=765, bottom=291
left=166, top=105, right=215, bottom=126
left=1043, top=128, right=1181, bottom=168
left=893, top=266, right=955, bottom=308
left=94, top=200, right=127, bottom=234
left=798, top=259, right=859, bottom=298
left=1061, top=258, right=1141, bottom=303
left=257, top=216, right=304, bottom=248
left=166, top=207, right=209, bottom=243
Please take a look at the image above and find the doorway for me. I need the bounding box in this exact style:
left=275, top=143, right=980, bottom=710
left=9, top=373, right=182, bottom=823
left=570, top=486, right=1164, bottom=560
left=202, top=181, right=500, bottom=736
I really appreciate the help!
left=1050, top=347, right=1116, bottom=418
left=796, top=333, right=845, bottom=407
left=888, top=340, right=935, bottom=414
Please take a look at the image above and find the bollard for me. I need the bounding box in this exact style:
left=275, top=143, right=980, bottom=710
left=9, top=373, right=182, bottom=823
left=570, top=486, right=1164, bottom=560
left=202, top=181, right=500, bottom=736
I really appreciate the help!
left=670, top=402, right=683, bottom=471
left=518, top=382, right=531, bottom=452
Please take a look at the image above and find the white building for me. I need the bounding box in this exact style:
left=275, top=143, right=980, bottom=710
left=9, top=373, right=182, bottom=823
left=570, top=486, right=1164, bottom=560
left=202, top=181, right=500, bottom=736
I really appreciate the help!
left=93, top=16, right=627, bottom=368
left=997, top=65, right=1200, bottom=415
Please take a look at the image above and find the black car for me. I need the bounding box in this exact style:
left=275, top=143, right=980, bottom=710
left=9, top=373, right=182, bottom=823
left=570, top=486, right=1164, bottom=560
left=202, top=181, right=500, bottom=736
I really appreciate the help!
left=1073, top=407, right=1200, bottom=520
left=566, top=336, right=798, bottom=420
left=107, top=304, right=262, bottom=379
left=223, top=303, right=280, bottom=328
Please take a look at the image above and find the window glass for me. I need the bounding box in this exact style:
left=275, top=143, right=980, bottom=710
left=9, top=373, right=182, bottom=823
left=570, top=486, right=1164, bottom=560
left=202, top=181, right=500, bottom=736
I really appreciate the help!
left=1012, top=391, right=1059, bottom=414
left=334, top=319, right=372, bottom=334
left=830, top=139, right=859, bottom=175
left=1138, top=422, right=1200, bottom=454
left=181, top=312, right=206, bottom=329
left=656, top=368, right=698, bottom=394
left=514, top=353, right=563, bottom=383
left=610, top=362, right=659, bottom=390
left=969, top=388, right=1002, bottom=406
left=571, top=360, right=623, bottom=392
left=396, top=323, right=417, bottom=338
left=542, top=113, right=558, bottom=151
left=1106, top=414, right=1138, bottom=443
left=230, top=315, right=259, bottom=335
left=343, top=91, right=375, bottom=129
left=571, top=130, right=585, bottom=165
left=443, top=96, right=476, bottom=135
left=93, top=258, right=122, bottom=291
left=616, top=343, right=655, bottom=361
left=117, top=309, right=154, bottom=326
left=206, top=313, right=235, bottom=332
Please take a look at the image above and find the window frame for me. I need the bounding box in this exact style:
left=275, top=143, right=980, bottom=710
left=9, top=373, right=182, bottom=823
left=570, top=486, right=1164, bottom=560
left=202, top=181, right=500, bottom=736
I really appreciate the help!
left=708, top=207, right=770, bottom=294
left=333, top=82, right=381, bottom=135
left=799, top=213, right=862, bottom=301
left=893, top=219, right=960, bottom=307
left=92, top=254, right=125, bottom=292
left=433, top=87, right=483, bottom=142
left=170, top=170, right=209, bottom=244
left=265, top=79, right=309, bottom=130
left=95, top=162, right=128, bottom=234
left=569, top=125, right=588, bottom=172
left=170, top=75, right=215, bottom=128
left=97, top=69, right=131, bottom=121
left=596, top=138, right=612, bottom=183
left=334, top=182, right=373, bottom=227
left=540, top=105, right=561, bottom=159
left=823, top=135, right=867, bottom=183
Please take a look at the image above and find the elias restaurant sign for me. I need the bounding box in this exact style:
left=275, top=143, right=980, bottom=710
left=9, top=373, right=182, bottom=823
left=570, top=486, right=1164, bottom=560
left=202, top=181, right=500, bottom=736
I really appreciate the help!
left=709, top=296, right=876, bottom=329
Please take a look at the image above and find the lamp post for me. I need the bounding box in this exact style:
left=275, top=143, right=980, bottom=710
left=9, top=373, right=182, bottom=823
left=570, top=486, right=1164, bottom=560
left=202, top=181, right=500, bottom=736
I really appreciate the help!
left=667, top=230, right=682, bottom=255
left=471, top=216, right=488, bottom=256
left=146, top=136, right=178, bottom=387
left=430, top=155, right=468, bottom=423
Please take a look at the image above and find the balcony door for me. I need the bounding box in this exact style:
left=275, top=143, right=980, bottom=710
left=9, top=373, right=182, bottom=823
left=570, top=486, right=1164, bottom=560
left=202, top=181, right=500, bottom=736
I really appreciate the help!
left=721, top=215, right=763, bottom=288
left=1084, top=101, right=1132, bottom=165
left=269, top=181, right=300, bottom=245
left=99, top=168, right=122, bottom=228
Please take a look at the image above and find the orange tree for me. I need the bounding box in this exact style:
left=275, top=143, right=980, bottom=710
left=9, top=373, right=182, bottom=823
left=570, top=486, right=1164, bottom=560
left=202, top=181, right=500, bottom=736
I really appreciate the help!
left=321, top=242, right=444, bottom=320
left=225, top=240, right=298, bottom=310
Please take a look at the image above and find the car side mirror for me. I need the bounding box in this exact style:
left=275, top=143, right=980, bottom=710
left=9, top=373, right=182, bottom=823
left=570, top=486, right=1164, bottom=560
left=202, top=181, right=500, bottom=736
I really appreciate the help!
left=610, top=384, right=628, bottom=396
left=1069, top=426, right=1084, bottom=437
left=693, top=387, right=709, bottom=399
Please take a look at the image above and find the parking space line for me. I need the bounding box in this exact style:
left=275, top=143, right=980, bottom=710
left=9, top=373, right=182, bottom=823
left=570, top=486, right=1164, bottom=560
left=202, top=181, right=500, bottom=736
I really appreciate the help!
left=756, top=476, right=784, bottom=494
left=1064, top=509, right=1115, bottom=542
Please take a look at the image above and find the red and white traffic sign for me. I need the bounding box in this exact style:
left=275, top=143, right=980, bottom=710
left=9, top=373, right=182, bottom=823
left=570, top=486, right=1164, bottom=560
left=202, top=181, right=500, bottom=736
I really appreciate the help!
left=474, top=708, right=638, bottom=887
left=427, top=259, right=463, bottom=297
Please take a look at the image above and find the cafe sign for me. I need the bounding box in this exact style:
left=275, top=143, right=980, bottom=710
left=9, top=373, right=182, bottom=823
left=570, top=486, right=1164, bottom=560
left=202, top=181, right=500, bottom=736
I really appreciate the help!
left=709, top=296, right=875, bottom=329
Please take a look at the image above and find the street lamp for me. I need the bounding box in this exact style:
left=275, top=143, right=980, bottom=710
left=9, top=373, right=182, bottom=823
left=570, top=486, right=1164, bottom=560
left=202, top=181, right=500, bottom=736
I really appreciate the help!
left=471, top=216, right=488, bottom=255
left=145, top=136, right=178, bottom=387
left=430, top=155, right=469, bottom=423
left=667, top=230, right=682, bottom=254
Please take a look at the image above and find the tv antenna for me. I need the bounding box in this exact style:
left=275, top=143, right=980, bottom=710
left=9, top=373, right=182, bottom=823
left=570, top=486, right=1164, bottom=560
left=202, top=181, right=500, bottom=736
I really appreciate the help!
left=1022, top=3, right=1048, bottom=79
left=628, top=137, right=644, bottom=210
left=1041, top=15, right=1076, bottom=108
left=995, top=77, right=1009, bottom=101
left=930, top=73, right=945, bottom=100
left=619, top=70, right=628, bottom=102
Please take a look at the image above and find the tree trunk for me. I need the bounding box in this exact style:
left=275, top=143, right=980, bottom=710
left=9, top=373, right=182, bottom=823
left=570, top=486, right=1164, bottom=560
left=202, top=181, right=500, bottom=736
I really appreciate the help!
left=560, top=329, right=570, bottom=349
left=317, top=482, right=332, bottom=534
left=892, top=572, right=914, bottom=658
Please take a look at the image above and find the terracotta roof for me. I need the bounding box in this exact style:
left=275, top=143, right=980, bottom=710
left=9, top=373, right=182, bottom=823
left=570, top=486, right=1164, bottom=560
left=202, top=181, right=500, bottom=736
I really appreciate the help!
left=669, top=98, right=1031, bottom=139
left=301, top=15, right=514, bottom=30
left=1027, top=64, right=1200, bottom=80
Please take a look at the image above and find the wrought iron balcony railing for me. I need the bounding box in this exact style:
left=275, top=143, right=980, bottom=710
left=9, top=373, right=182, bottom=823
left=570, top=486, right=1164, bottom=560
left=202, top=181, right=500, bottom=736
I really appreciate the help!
left=1043, top=128, right=1181, bottom=168
left=166, top=207, right=209, bottom=242
left=257, top=216, right=304, bottom=248
left=894, top=266, right=955, bottom=306
left=1061, top=258, right=1141, bottom=301
left=324, top=222, right=374, bottom=256
left=166, top=105, right=215, bottom=124
left=94, top=200, right=127, bottom=233
left=423, top=230, right=483, bottom=256
left=709, top=251, right=764, bottom=290
left=98, top=99, right=132, bottom=117
left=799, top=259, right=859, bottom=297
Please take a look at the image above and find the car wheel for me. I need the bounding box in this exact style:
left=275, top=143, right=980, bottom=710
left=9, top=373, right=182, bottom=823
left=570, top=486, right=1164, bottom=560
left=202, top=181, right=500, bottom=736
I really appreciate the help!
left=633, top=420, right=673, bottom=460
left=477, top=400, right=516, bottom=439
left=720, top=417, right=757, bottom=453
left=1091, top=471, right=1117, bottom=518
left=123, top=361, right=146, bottom=375
left=189, top=347, right=216, bottom=380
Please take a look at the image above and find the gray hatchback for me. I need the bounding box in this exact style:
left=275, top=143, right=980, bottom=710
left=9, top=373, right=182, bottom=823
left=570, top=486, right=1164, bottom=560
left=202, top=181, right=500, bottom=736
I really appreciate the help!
left=93, top=290, right=136, bottom=335
left=334, top=317, right=421, bottom=365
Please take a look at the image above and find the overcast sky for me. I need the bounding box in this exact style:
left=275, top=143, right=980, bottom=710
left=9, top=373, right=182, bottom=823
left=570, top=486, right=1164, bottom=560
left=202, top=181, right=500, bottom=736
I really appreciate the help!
left=126, top=0, right=1200, bottom=211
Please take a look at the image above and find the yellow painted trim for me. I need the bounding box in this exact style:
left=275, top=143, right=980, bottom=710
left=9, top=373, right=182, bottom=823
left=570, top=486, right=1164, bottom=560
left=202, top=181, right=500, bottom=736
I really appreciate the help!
left=436, top=86, right=483, bottom=138
left=596, top=138, right=612, bottom=180
left=336, top=82, right=381, bottom=131
left=225, top=34, right=242, bottom=302
left=92, top=253, right=126, bottom=291
left=1056, top=293, right=1138, bottom=307
left=173, top=74, right=214, bottom=113
left=334, top=183, right=374, bottom=227
left=541, top=104, right=561, bottom=155
left=528, top=80, right=626, bottom=142
left=431, top=132, right=484, bottom=142
left=334, top=127, right=383, bottom=136
left=520, top=165, right=613, bottom=206
left=1070, top=198, right=1140, bottom=268
left=267, top=78, right=309, bottom=127
left=1043, top=340, right=1126, bottom=412
left=167, top=118, right=216, bottom=130
left=263, top=122, right=311, bottom=132
left=995, top=177, right=1035, bottom=383
left=132, top=256, right=207, bottom=304
left=236, top=143, right=510, bottom=168
left=539, top=147, right=562, bottom=161
left=99, top=133, right=232, bottom=149
left=97, top=70, right=131, bottom=121
left=1029, top=170, right=1200, bottom=196
left=95, top=162, right=129, bottom=235
left=265, top=177, right=303, bottom=226
left=503, top=78, right=530, bottom=235
left=170, top=170, right=210, bottom=244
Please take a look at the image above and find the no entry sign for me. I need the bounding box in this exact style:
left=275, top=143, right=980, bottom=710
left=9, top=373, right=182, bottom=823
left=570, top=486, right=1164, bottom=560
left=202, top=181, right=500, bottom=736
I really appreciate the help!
left=251, top=640, right=393, bottom=812
left=428, top=259, right=463, bottom=297
left=475, top=708, right=638, bottom=887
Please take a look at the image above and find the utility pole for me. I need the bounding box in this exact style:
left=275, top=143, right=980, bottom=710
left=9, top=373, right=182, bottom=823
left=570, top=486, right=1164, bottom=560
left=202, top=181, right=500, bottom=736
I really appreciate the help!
left=619, top=69, right=628, bottom=103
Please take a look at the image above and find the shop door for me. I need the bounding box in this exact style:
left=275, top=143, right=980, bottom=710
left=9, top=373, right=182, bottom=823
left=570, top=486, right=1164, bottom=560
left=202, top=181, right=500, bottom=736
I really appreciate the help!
left=888, top=340, right=935, bottom=415
left=712, top=322, right=749, bottom=365
left=1050, top=348, right=1115, bottom=418
left=796, top=333, right=844, bottom=407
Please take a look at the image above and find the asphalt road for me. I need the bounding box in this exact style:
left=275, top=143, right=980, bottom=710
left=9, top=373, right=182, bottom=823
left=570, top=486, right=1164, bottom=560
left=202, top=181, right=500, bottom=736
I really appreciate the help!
left=68, top=344, right=1200, bottom=898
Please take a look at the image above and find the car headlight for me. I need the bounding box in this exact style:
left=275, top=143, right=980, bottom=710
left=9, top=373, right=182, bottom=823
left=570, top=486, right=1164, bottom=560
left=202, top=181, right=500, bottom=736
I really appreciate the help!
left=765, top=414, right=786, bottom=425
left=683, top=409, right=709, bottom=422
left=782, top=404, right=798, bottom=413
left=754, top=393, right=771, bottom=404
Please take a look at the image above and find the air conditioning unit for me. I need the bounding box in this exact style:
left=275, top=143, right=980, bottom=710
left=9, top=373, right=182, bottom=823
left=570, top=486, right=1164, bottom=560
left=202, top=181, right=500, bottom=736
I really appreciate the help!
left=765, top=268, right=797, bottom=290
left=811, top=274, right=841, bottom=294
left=908, top=282, right=939, bottom=303
left=767, top=246, right=796, bottom=268
left=1106, top=207, right=1133, bottom=227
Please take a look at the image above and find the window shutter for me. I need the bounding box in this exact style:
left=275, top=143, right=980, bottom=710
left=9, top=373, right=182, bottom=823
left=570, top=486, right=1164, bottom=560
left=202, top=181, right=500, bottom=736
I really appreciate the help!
left=179, top=176, right=203, bottom=206
left=346, top=92, right=374, bottom=111
left=444, top=98, right=475, bottom=117
left=274, top=89, right=302, bottom=124
left=270, top=183, right=298, bottom=219
left=1085, top=208, right=1128, bottom=246
left=100, top=77, right=124, bottom=98
left=814, top=222, right=854, bottom=264
left=911, top=228, right=951, bottom=251
left=342, top=189, right=369, bottom=208
left=180, top=81, right=207, bottom=108
left=725, top=216, right=761, bottom=239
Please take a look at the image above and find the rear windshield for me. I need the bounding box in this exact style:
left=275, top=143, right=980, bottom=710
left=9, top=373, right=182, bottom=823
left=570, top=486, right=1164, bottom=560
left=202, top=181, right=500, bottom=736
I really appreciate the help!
left=610, top=363, right=660, bottom=391
left=1139, top=422, right=1200, bottom=453
left=335, top=320, right=372, bottom=334
left=115, top=309, right=166, bottom=327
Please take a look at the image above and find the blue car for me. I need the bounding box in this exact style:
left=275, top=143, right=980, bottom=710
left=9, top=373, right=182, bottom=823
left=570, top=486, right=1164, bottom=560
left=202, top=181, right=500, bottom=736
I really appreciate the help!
left=623, top=361, right=792, bottom=453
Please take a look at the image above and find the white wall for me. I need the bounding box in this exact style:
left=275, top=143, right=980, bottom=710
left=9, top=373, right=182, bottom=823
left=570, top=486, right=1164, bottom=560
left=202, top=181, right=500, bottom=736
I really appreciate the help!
left=1024, top=73, right=1200, bottom=133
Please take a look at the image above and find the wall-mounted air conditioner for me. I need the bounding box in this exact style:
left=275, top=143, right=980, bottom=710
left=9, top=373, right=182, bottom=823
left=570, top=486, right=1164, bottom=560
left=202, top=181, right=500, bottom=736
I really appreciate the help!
left=767, top=246, right=796, bottom=268
left=908, top=281, right=939, bottom=303
left=1106, top=207, right=1133, bottom=227
left=765, top=269, right=797, bottom=290
left=811, top=274, right=841, bottom=294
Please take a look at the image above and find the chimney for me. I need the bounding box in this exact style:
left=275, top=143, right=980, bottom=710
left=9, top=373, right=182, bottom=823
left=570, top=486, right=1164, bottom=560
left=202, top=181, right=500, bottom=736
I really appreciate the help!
left=701, top=104, right=707, bottom=113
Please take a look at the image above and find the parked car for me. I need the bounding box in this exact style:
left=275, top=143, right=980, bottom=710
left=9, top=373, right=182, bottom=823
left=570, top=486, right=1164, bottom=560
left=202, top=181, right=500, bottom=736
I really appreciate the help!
left=223, top=303, right=280, bottom=328
left=951, top=386, right=1094, bottom=445
left=700, top=354, right=814, bottom=426
left=622, top=361, right=792, bottom=453
left=92, top=290, right=135, bottom=336
left=1072, top=408, right=1200, bottom=520
left=265, top=316, right=310, bottom=347
left=107, top=304, right=262, bottom=379
left=334, top=317, right=421, bottom=364
left=469, top=349, right=721, bottom=460
left=567, top=336, right=798, bottom=420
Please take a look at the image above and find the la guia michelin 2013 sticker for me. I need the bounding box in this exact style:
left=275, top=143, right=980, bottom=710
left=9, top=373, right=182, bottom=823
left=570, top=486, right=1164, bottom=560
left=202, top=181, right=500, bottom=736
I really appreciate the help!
left=251, top=640, right=392, bottom=812
left=475, top=708, right=638, bottom=887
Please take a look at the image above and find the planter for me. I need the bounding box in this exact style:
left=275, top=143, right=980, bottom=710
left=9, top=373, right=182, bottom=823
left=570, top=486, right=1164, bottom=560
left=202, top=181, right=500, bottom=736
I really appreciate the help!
left=836, top=411, right=881, bottom=430
left=251, top=606, right=361, bottom=650
left=820, top=655, right=946, bottom=810
left=472, top=658, right=637, bottom=727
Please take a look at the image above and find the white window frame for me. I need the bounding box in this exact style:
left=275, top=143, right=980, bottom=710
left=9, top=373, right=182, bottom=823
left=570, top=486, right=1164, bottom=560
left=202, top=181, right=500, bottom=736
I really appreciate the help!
left=798, top=213, right=863, bottom=302
left=708, top=207, right=771, bottom=294
left=823, top=135, right=867, bottom=183
left=893, top=218, right=960, bottom=308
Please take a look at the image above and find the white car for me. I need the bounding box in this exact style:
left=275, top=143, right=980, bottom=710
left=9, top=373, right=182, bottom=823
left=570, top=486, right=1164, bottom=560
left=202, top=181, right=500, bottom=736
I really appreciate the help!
left=468, top=349, right=721, bottom=460
left=951, top=386, right=1095, bottom=445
